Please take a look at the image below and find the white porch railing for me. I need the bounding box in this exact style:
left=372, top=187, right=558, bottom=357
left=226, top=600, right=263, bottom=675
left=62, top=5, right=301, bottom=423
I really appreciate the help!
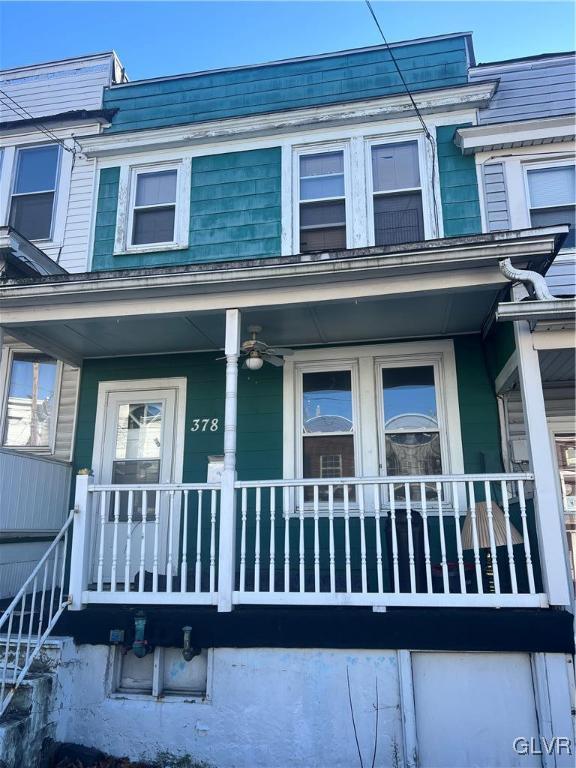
left=0, top=511, right=73, bottom=717
left=69, top=472, right=544, bottom=609
left=233, top=474, right=542, bottom=608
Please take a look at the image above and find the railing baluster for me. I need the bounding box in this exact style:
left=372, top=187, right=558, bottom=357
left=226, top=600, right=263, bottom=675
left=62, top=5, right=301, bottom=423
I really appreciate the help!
left=152, top=491, right=160, bottom=593
left=284, top=486, right=290, bottom=592
left=453, top=482, right=466, bottom=594
left=110, top=490, right=120, bottom=592
left=484, top=481, right=500, bottom=594
left=468, top=482, right=483, bottom=594
left=299, top=485, right=305, bottom=593
left=518, top=480, right=535, bottom=593
left=181, top=490, right=189, bottom=592
left=167, top=490, right=175, bottom=593
left=138, top=490, right=147, bottom=592
left=269, top=487, right=276, bottom=593
left=436, top=482, right=449, bottom=594
left=328, top=485, right=335, bottom=593
left=47, top=542, right=60, bottom=622
left=240, top=487, right=247, bottom=592
left=97, top=491, right=106, bottom=591
left=255, top=487, right=261, bottom=593
left=313, top=485, right=320, bottom=593
left=373, top=484, right=383, bottom=594
left=125, top=490, right=134, bottom=593
left=405, top=483, right=416, bottom=594
left=390, top=484, right=399, bottom=593
left=420, top=483, right=432, bottom=594
left=344, top=484, right=351, bottom=593
left=1, top=612, right=14, bottom=704
left=195, top=490, right=203, bottom=592
left=501, top=480, right=518, bottom=594
left=12, top=594, right=26, bottom=683
left=24, top=577, right=38, bottom=665
left=359, top=484, right=367, bottom=594
left=209, top=490, right=217, bottom=594
left=36, top=561, right=49, bottom=643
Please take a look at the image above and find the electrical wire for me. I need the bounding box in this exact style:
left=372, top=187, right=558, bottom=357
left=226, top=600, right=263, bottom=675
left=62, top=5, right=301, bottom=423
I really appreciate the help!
left=364, top=0, right=440, bottom=235
left=0, top=88, right=81, bottom=155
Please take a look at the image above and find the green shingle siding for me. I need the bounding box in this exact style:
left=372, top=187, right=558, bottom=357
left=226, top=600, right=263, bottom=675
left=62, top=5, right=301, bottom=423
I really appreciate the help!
left=437, top=124, right=482, bottom=237
left=91, top=148, right=282, bottom=271
left=103, top=36, right=471, bottom=133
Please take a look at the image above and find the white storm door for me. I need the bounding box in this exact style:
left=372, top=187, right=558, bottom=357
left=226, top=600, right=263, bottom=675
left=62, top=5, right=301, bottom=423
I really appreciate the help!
left=92, top=382, right=185, bottom=587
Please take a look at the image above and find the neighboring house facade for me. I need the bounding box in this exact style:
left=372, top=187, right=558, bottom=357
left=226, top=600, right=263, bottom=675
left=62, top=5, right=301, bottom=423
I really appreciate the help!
left=0, top=35, right=574, bottom=768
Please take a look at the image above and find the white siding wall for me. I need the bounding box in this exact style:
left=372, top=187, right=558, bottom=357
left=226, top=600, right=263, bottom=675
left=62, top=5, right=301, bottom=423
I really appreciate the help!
left=0, top=55, right=115, bottom=121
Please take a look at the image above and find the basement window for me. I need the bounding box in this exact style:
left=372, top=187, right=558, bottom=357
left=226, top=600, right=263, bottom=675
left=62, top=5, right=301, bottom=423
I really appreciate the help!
left=111, top=647, right=211, bottom=701
left=9, top=144, right=60, bottom=241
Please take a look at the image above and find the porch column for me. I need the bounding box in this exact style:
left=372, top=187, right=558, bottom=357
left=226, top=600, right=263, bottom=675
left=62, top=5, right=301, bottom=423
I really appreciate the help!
left=217, top=309, right=241, bottom=612
left=68, top=472, right=93, bottom=610
left=514, top=320, right=572, bottom=606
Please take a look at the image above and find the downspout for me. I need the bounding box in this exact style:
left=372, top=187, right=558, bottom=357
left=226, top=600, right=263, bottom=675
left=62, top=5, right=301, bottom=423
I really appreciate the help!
left=499, top=258, right=555, bottom=301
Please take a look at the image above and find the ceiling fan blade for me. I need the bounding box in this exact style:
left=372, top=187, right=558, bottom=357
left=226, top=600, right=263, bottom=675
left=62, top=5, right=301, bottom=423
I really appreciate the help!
left=264, top=354, right=284, bottom=367
left=268, top=347, right=293, bottom=356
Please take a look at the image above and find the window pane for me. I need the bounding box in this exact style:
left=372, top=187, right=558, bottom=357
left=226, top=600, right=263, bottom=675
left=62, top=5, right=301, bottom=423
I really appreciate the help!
left=132, top=207, right=175, bottom=245
left=3, top=354, right=57, bottom=447
left=528, top=166, right=575, bottom=208
left=300, top=152, right=343, bottom=177
left=14, top=145, right=59, bottom=194
left=115, top=403, right=163, bottom=460
left=303, top=370, right=353, bottom=432
left=300, top=175, right=345, bottom=200
left=300, top=201, right=346, bottom=228
left=303, top=435, right=355, bottom=479
left=110, top=459, right=160, bottom=521
left=382, top=366, right=437, bottom=429
left=385, top=432, right=442, bottom=476
left=374, top=192, right=424, bottom=246
left=300, top=152, right=344, bottom=200
left=135, top=170, right=177, bottom=206
left=530, top=207, right=576, bottom=248
left=300, top=226, right=346, bottom=253
left=372, top=142, right=420, bottom=192
left=9, top=192, right=55, bottom=240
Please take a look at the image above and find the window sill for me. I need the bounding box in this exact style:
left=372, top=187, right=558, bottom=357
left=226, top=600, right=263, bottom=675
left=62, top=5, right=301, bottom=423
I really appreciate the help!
left=113, top=242, right=188, bottom=257
left=108, top=691, right=210, bottom=704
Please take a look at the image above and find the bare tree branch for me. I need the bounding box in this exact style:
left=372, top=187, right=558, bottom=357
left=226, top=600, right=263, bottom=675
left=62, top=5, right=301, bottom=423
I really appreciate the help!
left=346, top=666, right=364, bottom=768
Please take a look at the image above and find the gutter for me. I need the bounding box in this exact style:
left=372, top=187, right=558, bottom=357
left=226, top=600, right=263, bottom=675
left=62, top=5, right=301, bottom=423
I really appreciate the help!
left=0, top=108, right=117, bottom=132
left=496, top=298, right=576, bottom=323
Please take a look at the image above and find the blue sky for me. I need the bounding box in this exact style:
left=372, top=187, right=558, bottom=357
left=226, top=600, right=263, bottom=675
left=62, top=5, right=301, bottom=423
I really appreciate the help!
left=0, top=2, right=574, bottom=79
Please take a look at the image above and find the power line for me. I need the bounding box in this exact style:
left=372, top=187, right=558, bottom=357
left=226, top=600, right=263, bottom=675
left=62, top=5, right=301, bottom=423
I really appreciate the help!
left=363, top=0, right=440, bottom=234
left=0, top=88, right=81, bottom=155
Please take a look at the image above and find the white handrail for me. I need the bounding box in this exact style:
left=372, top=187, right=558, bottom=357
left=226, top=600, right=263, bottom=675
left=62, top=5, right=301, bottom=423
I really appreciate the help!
left=0, top=510, right=73, bottom=717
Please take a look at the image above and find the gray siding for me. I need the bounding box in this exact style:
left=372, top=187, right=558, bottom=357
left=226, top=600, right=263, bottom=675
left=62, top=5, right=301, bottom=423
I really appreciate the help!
left=546, top=255, right=576, bottom=297
left=471, top=54, right=576, bottom=125
left=482, top=162, right=510, bottom=231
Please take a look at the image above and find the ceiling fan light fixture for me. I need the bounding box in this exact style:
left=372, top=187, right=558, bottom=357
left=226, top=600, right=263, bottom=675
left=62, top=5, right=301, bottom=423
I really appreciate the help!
left=245, top=351, right=264, bottom=370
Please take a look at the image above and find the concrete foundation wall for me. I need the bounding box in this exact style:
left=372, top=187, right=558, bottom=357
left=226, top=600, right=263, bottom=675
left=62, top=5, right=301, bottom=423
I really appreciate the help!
left=49, top=644, right=574, bottom=768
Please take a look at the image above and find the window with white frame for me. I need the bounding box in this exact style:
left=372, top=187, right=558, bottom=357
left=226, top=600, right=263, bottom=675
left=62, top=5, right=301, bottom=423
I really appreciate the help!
left=9, top=144, right=60, bottom=240
left=2, top=353, right=58, bottom=449
left=526, top=165, right=575, bottom=248
left=370, top=141, right=424, bottom=246
left=130, top=168, right=178, bottom=246
left=299, top=151, right=347, bottom=253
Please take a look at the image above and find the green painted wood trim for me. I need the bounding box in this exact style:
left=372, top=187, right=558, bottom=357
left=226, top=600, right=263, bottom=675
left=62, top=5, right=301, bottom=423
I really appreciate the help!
left=103, top=37, right=471, bottom=133
left=484, top=321, right=516, bottom=383
left=91, top=148, right=281, bottom=271
left=437, top=124, right=482, bottom=237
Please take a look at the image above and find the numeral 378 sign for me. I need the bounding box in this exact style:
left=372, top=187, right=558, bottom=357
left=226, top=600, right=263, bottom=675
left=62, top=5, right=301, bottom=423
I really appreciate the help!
left=190, top=418, right=220, bottom=432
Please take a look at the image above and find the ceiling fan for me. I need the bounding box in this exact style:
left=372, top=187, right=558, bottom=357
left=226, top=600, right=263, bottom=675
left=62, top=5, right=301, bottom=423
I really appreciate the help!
left=219, top=325, right=293, bottom=369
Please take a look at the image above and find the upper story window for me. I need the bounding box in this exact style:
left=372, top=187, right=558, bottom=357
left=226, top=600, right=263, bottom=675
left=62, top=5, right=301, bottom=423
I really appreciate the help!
left=9, top=145, right=60, bottom=240
left=370, top=141, right=424, bottom=246
left=2, top=353, right=58, bottom=449
left=130, top=168, right=178, bottom=246
left=526, top=165, right=575, bottom=248
left=299, top=151, right=346, bottom=253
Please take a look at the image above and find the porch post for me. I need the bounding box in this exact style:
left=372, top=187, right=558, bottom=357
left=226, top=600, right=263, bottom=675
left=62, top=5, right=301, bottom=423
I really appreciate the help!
left=68, top=472, right=93, bottom=611
left=514, top=320, right=572, bottom=606
left=217, top=309, right=241, bottom=612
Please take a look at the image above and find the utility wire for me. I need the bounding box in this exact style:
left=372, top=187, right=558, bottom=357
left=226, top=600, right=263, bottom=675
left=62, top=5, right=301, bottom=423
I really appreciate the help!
left=0, top=88, right=81, bottom=155
left=364, top=0, right=440, bottom=234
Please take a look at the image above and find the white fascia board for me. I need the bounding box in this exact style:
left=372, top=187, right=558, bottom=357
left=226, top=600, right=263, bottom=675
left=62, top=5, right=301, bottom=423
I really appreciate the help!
left=81, top=81, right=498, bottom=158
left=496, top=297, right=576, bottom=323
left=455, top=116, right=576, bottom=155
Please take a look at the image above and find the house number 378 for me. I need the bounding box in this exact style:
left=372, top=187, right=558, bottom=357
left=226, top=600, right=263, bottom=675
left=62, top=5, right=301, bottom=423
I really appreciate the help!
left=190, top=418, right=219, bottom=432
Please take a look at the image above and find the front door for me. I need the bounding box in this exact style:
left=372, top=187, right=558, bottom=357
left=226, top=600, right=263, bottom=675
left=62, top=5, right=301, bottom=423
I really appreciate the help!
left=91, top=379, right=186, bottom=587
